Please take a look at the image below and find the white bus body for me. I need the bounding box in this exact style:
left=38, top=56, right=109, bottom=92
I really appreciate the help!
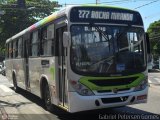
left=5, top=5, right=149, bottom=113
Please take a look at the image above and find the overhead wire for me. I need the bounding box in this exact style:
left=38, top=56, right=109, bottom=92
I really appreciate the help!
left=1, top=0, right=159, bottom=9
left=61, top=0, right=160, bottom=6
left=134, top=0, right=160, bottom=9
left=1, top=0, right=160, bottom=18
left=61, top=0, right=137, bottom=6
left=145, top=12, right=160, bottom=19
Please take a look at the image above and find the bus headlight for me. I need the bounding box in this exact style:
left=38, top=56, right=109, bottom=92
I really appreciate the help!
left=134, top=78, right=148, bottom=91
left=70, top=80, right=94, bottom=96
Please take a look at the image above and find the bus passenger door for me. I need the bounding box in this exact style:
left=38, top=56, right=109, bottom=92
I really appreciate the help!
left=24, top=38, right=30, bottom=91
left=56, top=26, right=68, bottom=109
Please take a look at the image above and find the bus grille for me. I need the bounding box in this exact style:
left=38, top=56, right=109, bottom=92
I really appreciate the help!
left=101, top=96, right=129, bottom=104
left=88, top=77, right=138, bottom=87
left=97, top=88, right=131, bottom=93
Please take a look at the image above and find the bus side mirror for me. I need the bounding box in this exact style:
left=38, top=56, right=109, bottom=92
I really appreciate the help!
left=63, top=32, right=71, bottom=47
left=145, top=33, right=151, bottom=54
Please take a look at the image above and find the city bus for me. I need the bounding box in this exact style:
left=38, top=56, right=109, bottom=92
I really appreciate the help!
left=5, top=5, right=150, bottom=113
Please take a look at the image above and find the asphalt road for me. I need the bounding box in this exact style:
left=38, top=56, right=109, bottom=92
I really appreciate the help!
left=148, top=72, right=160, bottom=85
left=0, top=73, right=160, bottom=120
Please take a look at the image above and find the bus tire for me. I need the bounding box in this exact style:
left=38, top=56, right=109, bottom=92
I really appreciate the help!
left=12, top=74, right=19, bottom=92
left=44, top=83, right=53, bottom=112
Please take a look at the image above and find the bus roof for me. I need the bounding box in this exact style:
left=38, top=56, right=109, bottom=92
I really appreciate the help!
left=6, top=5, right=138, bottom=43
left=6, top=7, right=66, bottom=43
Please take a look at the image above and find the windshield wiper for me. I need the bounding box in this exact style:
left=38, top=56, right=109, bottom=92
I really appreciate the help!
left=89, top=23, right=110, bottom=42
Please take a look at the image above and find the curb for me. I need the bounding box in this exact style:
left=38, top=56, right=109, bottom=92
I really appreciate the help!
left=0, top=107, right=8, bottom=120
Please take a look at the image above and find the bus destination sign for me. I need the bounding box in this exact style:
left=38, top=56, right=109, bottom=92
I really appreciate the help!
left=70, top=7, right=143, bottom=25
left=78, top=10, right=133, bottom=21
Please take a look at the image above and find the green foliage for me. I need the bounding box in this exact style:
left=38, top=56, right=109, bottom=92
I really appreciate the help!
left=0, top=0, right=60, bottom=55
left=0, top=0, right=6, bottom=4
left=147, top=20, right=160, bottom=59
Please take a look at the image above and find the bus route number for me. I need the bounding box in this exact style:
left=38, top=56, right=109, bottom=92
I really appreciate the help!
left=79, top=10, right=90, bottom=18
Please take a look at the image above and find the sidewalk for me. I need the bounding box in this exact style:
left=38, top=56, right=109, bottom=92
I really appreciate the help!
left=0, top=75, right=12, bottom=87
left=0, top=85, right=57, bottom=120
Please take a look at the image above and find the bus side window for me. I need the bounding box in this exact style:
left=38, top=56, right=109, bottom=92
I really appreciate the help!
left=47, top=24, right=55, bottom=56
left=5, top=44, right=8, bottom=59
left=13, top=39, right=18, bottom=58
left=13, top=40, right=17, bottom=58
left=9, top=42, right=13, bottom=58
left=18, top=38, right=23, bottom=58
left=16, top=39, right=18, bottom=58
left=40, top=25, right=54, bottom=56
left=40, top=28, right=47, bottom=55
left=13, top=41, right=16, bottom=58
left=30, top=31, right=39, bottom=57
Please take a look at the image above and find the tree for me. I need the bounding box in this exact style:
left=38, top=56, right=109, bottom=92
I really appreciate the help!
left=147, top=20, right=160, bottom=60
left=0, top=0, right=61, bottom=54
left=0, top=0, right=7, bottom=4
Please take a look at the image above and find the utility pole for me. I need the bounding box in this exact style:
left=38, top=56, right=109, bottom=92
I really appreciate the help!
left=96, top=0, right=100, bottom=4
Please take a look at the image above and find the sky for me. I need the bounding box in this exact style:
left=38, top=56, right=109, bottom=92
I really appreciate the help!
left=54, top=0, right=160, bottom=31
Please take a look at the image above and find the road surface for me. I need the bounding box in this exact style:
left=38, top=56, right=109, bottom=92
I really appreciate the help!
left=0, top=73, right=159, bottom=120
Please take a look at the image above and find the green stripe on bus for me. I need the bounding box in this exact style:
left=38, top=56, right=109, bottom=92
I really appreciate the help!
left=49, top=67, right=55, bottom=80
left=79, top=73, right=145, bottom=91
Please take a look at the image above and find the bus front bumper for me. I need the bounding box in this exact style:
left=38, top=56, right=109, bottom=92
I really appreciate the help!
left=68, top=86, right=148, bottom=113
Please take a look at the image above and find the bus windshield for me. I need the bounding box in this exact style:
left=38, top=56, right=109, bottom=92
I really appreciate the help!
left=70, top=25, right=146, bottom=75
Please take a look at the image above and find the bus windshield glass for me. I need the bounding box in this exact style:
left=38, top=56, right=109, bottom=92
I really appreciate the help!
left=70, top=25, right=146, bottom=75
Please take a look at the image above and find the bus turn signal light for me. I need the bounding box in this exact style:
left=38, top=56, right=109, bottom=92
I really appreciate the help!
left=137, top=95, right=147, bottom=100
